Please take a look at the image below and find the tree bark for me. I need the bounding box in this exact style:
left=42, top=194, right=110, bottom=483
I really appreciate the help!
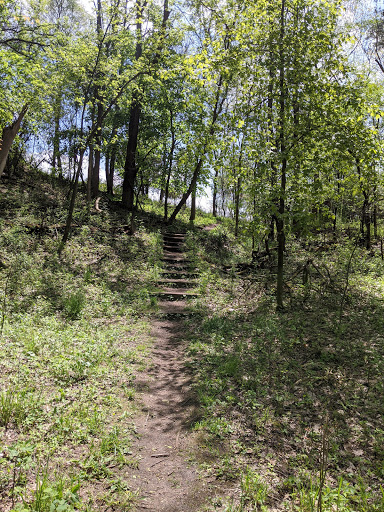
left=91, top=99, right=103, bottom=198
left=189, top=182, right=196, bottom=222
left=87, top=145, right=94, bottom=203
left=276, top=0, right=286, bottom=311
left=122, top=99, right=141, bottom=209
left=59, top=149, right=85, bottom=253
left=234, top=175, right=241, bottom=237
left=122, top=0, right=170, bottom=210
left=52, top=97, right=63, bottom=177
left=0, top=105, right=28, bottom=178
left=212, top=166, right=218, bottom=217
left=163, top=108, right=176, bottom=221
left=90, top=0, right=103, bottom=199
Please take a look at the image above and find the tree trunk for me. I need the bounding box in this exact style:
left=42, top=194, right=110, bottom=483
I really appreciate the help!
left=276, top=0, right=286, bottom=311
left=122, top=99, right=141, bottom=210
left=107, top=150, right=116, bottom=195
left=212, top=167, right=218, bottom=217
left=87, top=145, right=94, bottom=203
left=168, top=158, right=203, bottom=224
left=105, top=155, right=110, bottom=191
left=90, top=0, right=104, bottom=199
left=189, top=182, right=196, bottom=222
left=276, top=160, right=286, bottom=310
left=53, top=98, right=63, bottom=177
left=106, top=123, right=117, bottom=195
left=122, top=0, right=170, bottom=210
left=234, top=175, right=241, bottom=237
left=0, top=105, right=28, bottom=178
left=167, top=75, right=226, bottom=225
left=59, top=149, right=85, bottom=253
left=91, top=100, right=103, bottom=199
left=163, top=107, right=176, bottom=221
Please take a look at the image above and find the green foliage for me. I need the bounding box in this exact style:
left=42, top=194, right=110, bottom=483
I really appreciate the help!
left=0, top=173, right=160, bottom=511
left=62, top=290, right=85, bottom=320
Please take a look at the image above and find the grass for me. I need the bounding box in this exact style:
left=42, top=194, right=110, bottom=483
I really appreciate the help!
left=0, top=171, right=162, bottom=511
left=185, top=225, right=384, bottom=511
left=2, top=170, right=384, bottom=511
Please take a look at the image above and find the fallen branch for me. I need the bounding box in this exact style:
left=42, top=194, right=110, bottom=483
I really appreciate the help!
left=95, top=196, right=102, bottom=212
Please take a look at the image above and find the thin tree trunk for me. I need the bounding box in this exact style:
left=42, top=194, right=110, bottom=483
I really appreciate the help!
left=167, top=76, right=226, bottom=225
left=164, top=108, right=176, bottom=221
left=234, top=176, right=241, bottom=237
left=91, top=100, right=103, bottom=198
left=105, top=155, right=110, bottom=191
left=59, top=149, right=85, bottom=253
left=363, top=192, right=371, bottom=250
left=212, top=166, right=218, bottom=217
left=168, top=158, right=203, bottom=224
left=276, top=0, right=286, bottom=310
left=108, top=150, right=116, bottom=195
left=87, top=145, right=94, bottom=203
left=267, top=55, right=277, bottom=243
left=90, top=0, right=104, bottom=199
left=53, top=98, right=62, bottom=177
left=0, top=105, right=28, bottom=178
left=189, top=182, right=196, bottom=222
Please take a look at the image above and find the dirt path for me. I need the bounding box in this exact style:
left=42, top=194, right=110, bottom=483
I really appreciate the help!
left=127, top=233, right=216, bottom=511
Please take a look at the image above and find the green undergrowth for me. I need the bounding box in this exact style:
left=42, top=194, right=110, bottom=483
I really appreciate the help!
left=0, top=174, right=162, bottom=511
left=185, top=227, right=384, bottom=512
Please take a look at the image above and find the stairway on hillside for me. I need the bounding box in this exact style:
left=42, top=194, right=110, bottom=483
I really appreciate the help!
left=155, top=233, right=199, bottom=317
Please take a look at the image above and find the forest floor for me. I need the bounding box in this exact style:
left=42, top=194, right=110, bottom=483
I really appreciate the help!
left=1, top=171, right=384, bottom=512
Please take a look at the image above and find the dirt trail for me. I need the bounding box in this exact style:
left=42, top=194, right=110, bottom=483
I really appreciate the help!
left=128, top=233, right=215, bottom=511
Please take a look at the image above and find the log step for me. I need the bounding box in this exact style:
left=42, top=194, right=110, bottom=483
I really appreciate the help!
left=158, top=279, right=197, bottom=288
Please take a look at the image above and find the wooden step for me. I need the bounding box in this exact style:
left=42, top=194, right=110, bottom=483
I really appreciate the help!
left=163, top=239, right=184, bottom=246
left=163, top=249, right=185, bottom=256
left=163, top=245, right=184, bottom=253
left=163, top=237, right=186, bottom=244
left=162, top=257, right=191, bottom=265
left=163, top=232, right=186, bottom=238
left=154, top=289, right=199, bottom=300
left=161, top=270, right=199, bottom=279
left=161, top=265, right=196, bottom=273
left=158, top=279, right=197, bottom=288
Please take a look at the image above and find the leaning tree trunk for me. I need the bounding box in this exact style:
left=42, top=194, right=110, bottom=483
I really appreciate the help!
left=0, top=105, right=28, bottom=178
left=167, top=158, right=203, bottom=224
left=59, top=149, right=85, bottom=254
left=167, top=76, right=226, bottom=225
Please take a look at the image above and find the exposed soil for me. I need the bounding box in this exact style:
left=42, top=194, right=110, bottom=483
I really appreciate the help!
left=126, top=233, right=222, bottom=511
